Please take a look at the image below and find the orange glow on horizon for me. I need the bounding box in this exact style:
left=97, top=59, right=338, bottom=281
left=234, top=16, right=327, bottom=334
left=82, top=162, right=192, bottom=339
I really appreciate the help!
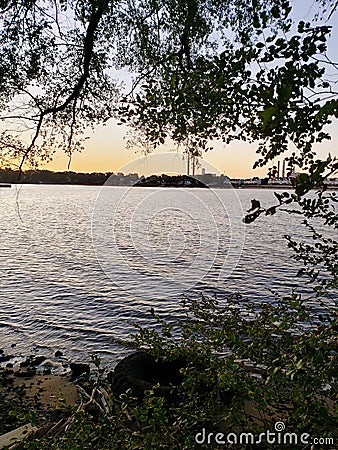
left=43, top=120, right=338, bottom=179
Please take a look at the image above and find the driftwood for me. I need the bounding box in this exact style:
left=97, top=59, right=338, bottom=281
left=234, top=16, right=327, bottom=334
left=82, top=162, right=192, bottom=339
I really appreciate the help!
left=2, top=377, right=114, bottom=448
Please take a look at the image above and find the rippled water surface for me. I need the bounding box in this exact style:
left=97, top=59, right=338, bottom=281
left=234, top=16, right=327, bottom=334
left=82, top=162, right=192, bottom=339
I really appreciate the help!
left=0, top=184, right=335, bottom=366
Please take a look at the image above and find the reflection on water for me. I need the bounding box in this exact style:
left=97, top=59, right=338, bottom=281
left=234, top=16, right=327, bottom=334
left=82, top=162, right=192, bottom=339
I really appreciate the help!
left=0, top=185, right=335, bottom=366
left=92, top=184, right=245, bottom=300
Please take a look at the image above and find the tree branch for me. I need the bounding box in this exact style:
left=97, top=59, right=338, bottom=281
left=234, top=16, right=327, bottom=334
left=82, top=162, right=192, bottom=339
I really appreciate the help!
left=18, top=1, right=109, bottom=172
left=44, top=2, right=108, bottom=115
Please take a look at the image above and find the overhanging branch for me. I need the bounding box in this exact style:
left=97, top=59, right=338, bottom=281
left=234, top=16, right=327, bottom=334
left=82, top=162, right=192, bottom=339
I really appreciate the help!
left=18, top=0, right=109, bottom=172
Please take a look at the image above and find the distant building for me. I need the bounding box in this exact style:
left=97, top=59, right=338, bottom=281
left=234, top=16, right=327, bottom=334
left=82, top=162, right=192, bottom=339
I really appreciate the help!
left=268, top=178, right=291, bottom=185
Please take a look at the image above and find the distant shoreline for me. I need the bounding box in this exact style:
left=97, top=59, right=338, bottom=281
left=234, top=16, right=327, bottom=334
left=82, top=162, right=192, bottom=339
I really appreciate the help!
left=2, top=183, right=337, bottom=190
left=1, top=169, right=337, bottom=189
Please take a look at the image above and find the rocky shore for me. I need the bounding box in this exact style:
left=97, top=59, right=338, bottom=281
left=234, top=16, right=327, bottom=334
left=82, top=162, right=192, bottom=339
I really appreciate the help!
left=0, top=348, right=91, bottom=439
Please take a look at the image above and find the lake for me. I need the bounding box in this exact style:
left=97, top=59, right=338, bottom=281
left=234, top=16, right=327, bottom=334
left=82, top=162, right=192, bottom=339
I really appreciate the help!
left=0, top=184, right=334, bottom=367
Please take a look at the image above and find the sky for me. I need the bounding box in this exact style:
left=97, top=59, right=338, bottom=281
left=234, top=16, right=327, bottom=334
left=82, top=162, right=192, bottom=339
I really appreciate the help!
left=47, top=122, right=338, bottom=178
left=46, top=1, right=338, bottom=178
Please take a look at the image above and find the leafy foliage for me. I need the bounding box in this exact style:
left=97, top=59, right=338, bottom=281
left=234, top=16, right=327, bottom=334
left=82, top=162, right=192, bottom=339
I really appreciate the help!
left=1, top=0, right=337, bottom=173
left=19, top=293, right=337, bottom=449
left=0, top=1, right=337, bottom=448
left=121, top=5, right=338, bottom=172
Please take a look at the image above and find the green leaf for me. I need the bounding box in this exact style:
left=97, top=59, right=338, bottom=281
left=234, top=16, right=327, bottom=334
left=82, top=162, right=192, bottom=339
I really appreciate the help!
left=271, top=6, right=280, bottom=19
left=294, top=173, right=311, bottom=196
left=259, top=105, right=278, bottom=129
left=278, top=82, right=293, bottom=105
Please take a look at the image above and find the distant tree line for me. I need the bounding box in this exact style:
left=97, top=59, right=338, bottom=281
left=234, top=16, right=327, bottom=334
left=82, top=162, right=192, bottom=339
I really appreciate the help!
left=4, top=169, right=335, bottom=188
left=0, top=169, right=138, bottom=186
left=0, top=169, right=274, bottom=187
left=134, top=174, right=207, bottom=187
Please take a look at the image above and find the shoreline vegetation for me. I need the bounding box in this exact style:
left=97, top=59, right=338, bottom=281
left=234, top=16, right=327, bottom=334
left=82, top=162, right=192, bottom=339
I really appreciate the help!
left=0, top=290, right=336, bottom=449
left=0, top=0, right=337, bottom=446
left=0, top=347, right=303, bottom=448
left=0, top=169, right=337, bottom=189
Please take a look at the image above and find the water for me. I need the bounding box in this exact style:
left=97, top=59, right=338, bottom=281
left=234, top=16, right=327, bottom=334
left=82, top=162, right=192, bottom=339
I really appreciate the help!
left=0, top=184, right=335, bottom=367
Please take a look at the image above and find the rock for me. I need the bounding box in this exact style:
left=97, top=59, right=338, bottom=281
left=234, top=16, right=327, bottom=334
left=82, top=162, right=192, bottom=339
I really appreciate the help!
left=1, top=376, right=14, bottom=387
left=0, top=368, right=14, bottom=387
left=70, top=363, right=90, bottom=379
left=30, top=356, right=47, bottom=366
left=20, top=355, right=46, bottom=368
left=20, top=358, right=31, bottom=368
left=0, top=355, right=12, bottom=363
left=15, top=369, right=36, bottom=378
left=54, top=351, right=63, bottom=357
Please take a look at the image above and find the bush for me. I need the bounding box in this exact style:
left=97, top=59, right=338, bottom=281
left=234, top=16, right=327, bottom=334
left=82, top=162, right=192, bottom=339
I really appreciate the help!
left=19, top=289, right=336, bottom=450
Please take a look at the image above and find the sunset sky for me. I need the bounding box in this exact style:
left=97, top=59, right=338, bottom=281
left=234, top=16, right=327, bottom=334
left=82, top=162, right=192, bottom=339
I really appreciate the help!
left=46, top=121, right=338, bottom=178
left=45, top=1, right=338, bottom=178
